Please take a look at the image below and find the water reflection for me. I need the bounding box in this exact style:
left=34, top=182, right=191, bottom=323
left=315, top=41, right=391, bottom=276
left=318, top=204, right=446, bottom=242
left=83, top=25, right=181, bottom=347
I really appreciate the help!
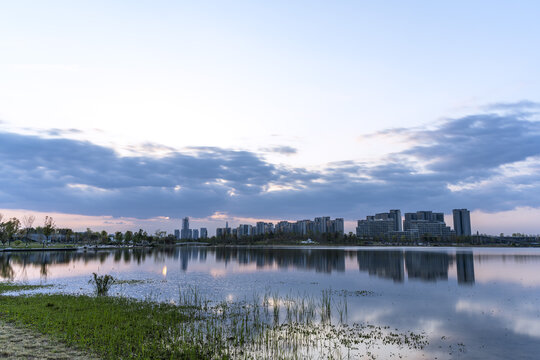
left=357, top=250, right=404, bottom=282
left=405, top=251, right=449, bottom=282
left=2, top=247, right=539, bottom=359
left=2, top=247, right=540, bottom=286
left=456, top=252, right=475, bottom=284
left=214, top=247, right=346, bottom=273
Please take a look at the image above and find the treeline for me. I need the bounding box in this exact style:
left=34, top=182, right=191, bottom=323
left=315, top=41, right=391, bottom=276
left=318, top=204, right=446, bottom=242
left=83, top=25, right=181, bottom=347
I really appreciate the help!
left=0, top=213, right=177, bottom=247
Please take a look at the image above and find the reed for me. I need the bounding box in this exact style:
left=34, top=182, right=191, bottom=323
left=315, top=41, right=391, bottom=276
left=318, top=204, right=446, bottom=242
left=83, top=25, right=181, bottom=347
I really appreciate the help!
left=89, top=273, right=115, bottom=296
left=0, top=282, right=429, bottom=360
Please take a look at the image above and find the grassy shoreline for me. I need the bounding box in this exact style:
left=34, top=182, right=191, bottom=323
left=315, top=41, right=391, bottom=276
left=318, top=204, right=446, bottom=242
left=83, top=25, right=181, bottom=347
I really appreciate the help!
left=0, top=293, right=216, bottom=359
left=1, top=242, right=538, bottom=254
left=0, top=283, right=430, bottom=360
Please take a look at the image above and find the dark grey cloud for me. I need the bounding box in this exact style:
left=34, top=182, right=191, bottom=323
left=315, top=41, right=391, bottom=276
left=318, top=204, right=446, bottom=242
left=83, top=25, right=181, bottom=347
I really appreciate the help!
left=261, top=146, right=298, bottom=155
left=45, top=128, right=83, bottom=137
left=485, top=100, right=540, bottom=111
left=1, top=101, right=540, bottom=221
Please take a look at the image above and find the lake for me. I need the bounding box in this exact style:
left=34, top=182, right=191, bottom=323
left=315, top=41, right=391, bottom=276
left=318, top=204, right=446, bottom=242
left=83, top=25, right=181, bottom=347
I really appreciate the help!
left=2, top=246, right=540, bottom=359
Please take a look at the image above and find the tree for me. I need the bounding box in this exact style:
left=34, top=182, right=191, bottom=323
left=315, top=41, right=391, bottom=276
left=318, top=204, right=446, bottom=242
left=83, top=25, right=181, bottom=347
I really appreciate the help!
left=100, top=230, right=108, bottom=244
left=42, top=216, right=56, bottom=247
left=22, top=215, right=36, bottom=246
left=0, top=213, right=5, bottom=246
left=1, top=218, right=20, bottom=247
left=124, top=230, right=133, bottom=244
left=115, top=231, right=123, bottom=243
left=65, top=228, right=73, bottom=244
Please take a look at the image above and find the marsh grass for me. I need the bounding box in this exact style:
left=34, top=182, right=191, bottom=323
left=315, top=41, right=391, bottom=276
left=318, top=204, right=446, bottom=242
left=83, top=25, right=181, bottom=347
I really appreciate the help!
left=0, top=282, right=429, bottom=359
left=0, top=283, right=52, bottom=294
left=89, top=273, right=115, bottom=296
left=114, top=279, right=149, bottom=285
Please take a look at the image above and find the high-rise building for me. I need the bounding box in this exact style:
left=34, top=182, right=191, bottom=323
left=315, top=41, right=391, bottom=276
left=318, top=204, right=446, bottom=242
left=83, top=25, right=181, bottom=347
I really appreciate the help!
left=453, top=209, right=471, bottom=236
left=314, top=216, right=330, bottom=233
left=356, top=216, right=395, bottom=237
left=332, top=218, right=345, bottom=234
left=389, top=210, right=402, bottom=232
left=403, top=211, right=452, bottom=237
left=200, top=228, right=208, bottom=239
left=255, top=222, right=274, bottom=236
left=174, top=229, right=180, bottom=239
left=192, top=229, right=199, bottom=240
left=237, top=224, right=252, bottom=238
left=357, top=210, right=402, bottom=238
left=181, top=217, right=191, bottom=239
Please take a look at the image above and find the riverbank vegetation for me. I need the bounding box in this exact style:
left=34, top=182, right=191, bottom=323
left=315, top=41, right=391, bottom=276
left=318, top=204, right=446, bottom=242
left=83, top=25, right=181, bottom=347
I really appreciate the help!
left=0, top=282, right=429, bottom=360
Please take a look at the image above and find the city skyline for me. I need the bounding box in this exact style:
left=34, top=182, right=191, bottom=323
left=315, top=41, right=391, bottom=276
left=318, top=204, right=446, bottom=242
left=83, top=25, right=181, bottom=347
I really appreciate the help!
left=1, top=2, right=540, bottom=234
left=178, top=209, right=470, bottom=238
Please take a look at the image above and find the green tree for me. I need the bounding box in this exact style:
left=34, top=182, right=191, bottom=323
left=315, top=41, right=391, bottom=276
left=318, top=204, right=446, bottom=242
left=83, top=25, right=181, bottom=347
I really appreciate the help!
left=124, top=230, right=133, bottom=244
left=2, top=218, right=21, bottom=247
left=42, top=216, right=56, bottom=247
left=0, top=213, right=5, bottom=246
left=100, top=230, right=108, bottom=244
left=65, top=228, right=73, bottom=244
left=115, top=231, right=123, bottom=243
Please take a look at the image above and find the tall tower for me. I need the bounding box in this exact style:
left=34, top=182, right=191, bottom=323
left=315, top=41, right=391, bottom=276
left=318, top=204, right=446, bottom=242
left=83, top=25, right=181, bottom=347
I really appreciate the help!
left=181, top=217, right=190, bottom=239
left=182, top=217, right=189, bottom=230
left=453, top=209, right=471, bottom=236
left=389, top=210, right=402, bottom=232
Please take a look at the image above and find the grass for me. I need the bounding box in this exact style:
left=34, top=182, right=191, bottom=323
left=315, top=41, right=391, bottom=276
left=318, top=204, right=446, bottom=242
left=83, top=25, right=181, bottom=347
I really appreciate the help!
left=0, top=321, right=97, bottom=360
left=0, top=283, right=52, bottom=294
left=0, top=282, right=430, bottom=359
left=0, top=242, right=76, bottom=249
left=0, top=293, right=217, bottom=360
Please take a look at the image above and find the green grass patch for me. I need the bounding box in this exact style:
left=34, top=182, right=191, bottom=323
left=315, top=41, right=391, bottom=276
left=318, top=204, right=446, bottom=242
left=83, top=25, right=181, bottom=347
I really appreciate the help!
left=1, top=243, right=76, bottom=249
left=0, top=286, right=430, bottom=359
left=0, top=294, right=219, bottom=360
left=0, top=283, right=52, bottom=294
left=115, top=279, right=149, bottom=285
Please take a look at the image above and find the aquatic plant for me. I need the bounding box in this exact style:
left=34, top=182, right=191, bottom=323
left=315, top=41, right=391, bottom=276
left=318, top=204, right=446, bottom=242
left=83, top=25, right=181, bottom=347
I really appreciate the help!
left=0, top=283, right=431, bottom=359
left=89, top=273, right=115, bottom=296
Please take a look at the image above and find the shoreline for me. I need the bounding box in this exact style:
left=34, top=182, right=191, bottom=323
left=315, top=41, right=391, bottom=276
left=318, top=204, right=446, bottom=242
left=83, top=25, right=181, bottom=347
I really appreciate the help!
left=1, top=242, right=539, bottom=253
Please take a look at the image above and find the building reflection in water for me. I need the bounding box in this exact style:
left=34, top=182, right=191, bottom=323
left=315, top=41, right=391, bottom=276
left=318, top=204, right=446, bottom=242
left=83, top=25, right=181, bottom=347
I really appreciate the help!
left=357, top=250, right=476, bottom=285
left=0, top=247, right=477, bottom=285
left=213, top=247, right=346, bottom=273
left=405, top=251, right=449, bottom=282
left=456, top=252, right=475, bottom=284
left=357, top=251, right=404, bottom=282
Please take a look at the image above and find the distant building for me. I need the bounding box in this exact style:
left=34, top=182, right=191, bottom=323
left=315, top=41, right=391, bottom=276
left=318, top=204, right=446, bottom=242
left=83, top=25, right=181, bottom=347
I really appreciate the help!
left=216, top=223, right=232, bottom=238
left=314, top=217, right=330, bottom=233
left=356, top=217, right=395, bottom=238
left=237, top=224, right=252, bottom=238
left=453, top=209, right=471, bottom=236
left=200, top=228, right=208, bottom=239
left=389, top=210, right=402, bottom=232
left=255, top=222, right=274, bottom=236
left=192, top=229, right=199, bottom=240
left=356, top=210, right=402, bottom=238
left=181, top=217, right=191, bottom=239
left=332, top=218, right=345, bottom=234
left=174, top=229, right=180, bottom=240
left=403, top=211, right=452, bottom=237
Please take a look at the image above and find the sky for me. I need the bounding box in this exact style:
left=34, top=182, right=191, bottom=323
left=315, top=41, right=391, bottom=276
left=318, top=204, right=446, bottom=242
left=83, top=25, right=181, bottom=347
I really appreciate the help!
left=1, top=1, right=540, bottom=235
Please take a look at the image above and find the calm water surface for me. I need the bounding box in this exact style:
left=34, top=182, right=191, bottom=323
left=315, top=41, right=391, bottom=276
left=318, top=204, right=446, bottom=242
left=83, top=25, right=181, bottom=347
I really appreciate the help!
left=2, top=246, right=540, bottom=359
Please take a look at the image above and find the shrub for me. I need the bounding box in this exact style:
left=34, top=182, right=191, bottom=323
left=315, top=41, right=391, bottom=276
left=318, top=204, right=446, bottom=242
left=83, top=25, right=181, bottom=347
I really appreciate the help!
left=89, top=273, right=115, bottom=296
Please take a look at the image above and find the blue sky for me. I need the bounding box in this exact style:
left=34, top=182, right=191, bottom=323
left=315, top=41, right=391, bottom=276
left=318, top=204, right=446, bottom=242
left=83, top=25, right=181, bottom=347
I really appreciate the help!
left=1, top=1, right=540, bottom=234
